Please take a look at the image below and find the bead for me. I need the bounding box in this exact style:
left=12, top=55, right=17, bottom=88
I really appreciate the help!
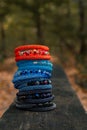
left=45, top=51, right=49, bottom=55
left=44, top=80, right=48, bottom=84
left=33, top=49, right=37, bottom=54
left=17, top=71, right=21, bottom=76
left=38, top=70, right=41, bottom=73
left=24, top=51, right=27, bottom=56
left=43, top=94, right=46, bottom=97
left=35, top=81, right=40, bottom=85
left=43, top=71, right=46, bottom=74
left=19, top=51, right=24, bottom=56
left=48, top=80, right=52, bottom=84
left=33, top=61, right=38, bottom=64
left=35, top=93, right=39, bottom=98
left=47, top=93, right=51, bottom=97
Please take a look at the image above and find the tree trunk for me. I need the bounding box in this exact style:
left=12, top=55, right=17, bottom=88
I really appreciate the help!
left=21, top=29, right=27, bottom=45
left=34, top=10, right=44, bottom=44
left=78, top=0, right=86, bottom=55
left=66, top=0, right=71, bottom=19
left=33, top=0, right=44, bottom=44
left=0, top=21, right=6, bottom=59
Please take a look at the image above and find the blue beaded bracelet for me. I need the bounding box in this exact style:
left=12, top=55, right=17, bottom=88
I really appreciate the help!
left=17, top=92, right=52, bottom=100
left=16, top=95, right=54, bottom=104
left=17, top=89, right=52, bottom=96
left=15, top=102, right=56, bottom=111
left=13, top=77, right=50, bottom=87
left=17, top=60, right=53, bottom=67
left=19, top=85, right=52, bottom=92
left=13, top=73, right=51, bottom=83
left=14, top=70, right=51, bottom=77
left=18, top=65, right=52, bottom=72
left=14, top=79, right=51, bottom=89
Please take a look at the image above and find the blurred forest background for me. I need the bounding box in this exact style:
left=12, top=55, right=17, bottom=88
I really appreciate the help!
left=0, top=0, right=87, bottom=117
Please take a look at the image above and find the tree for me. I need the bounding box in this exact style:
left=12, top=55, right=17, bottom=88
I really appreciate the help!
left=0, top=0, right=10, bottom=59
left=78, top=0, right=87, bottom=55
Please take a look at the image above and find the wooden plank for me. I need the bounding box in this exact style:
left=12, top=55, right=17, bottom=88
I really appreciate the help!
left=0, top=65, right=87, bottom=130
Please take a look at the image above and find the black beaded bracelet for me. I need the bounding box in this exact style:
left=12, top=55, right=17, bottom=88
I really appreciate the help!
left=17, top=92, right=52, bottom=100
left=15, top=79, right=52, bottom=89
left=17, top=89, right=52, bottom=96
left=16, top=95, right=54, bottom=104
left=15, top=102, right=56, bottom=111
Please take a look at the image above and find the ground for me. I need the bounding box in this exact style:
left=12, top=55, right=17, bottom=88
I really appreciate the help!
left=0, top=56, right=87, bottom=117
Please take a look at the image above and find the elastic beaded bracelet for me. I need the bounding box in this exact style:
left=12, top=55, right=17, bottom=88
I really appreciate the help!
left=16, top=89, right=52, bottom=96
left=15, top=45, right=49, bottom=53
left=15, top=79, right=51, bottom=89
left=14, top=70, right=51, bottom=78
left=13, top=77, right=49, bottom=86
left=16, top=60, right=53, bottom=67
left=15, top=45, right=51, bottom=61
left=15, top=102, right=56, bottom=111
left=13, top=73, right=51, bottom=83
left=13, top=77, right=51, bottom=87
left=15, top=49, right=50, bottom=57
left=18, top=66, right=52, bottom=73
left=17, top=92, right=52, bottom=100
left=19, top=85, right=52, bottom=92
left=15, top=55, right=51, bottom=61
left=16, top=95, right=54, bottom=104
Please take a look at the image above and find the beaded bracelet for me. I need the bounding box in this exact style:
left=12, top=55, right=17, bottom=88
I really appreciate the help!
left=15, top=45, right=49, bottom=53
left=14, top=70, right=51, bottom=78
left=15, top=45, right=51, bottom=61
left=13, top=73, right=51, bottom=83
left=15, top=102, right=56, bottom=111
left=19, top=85, right=52, bottom=92
left=17, top=92, right=52, bottom=100
left=16, top=60, right=53, bottom=67
left=16, top=95, right=54, bottom=104
left=15, top=55, right=51, bottom=61
left=17, top=89, right=52, bottom=96
left=15, top=79, right=51, bottom=89
left=12, top=77, right=49, bottom=87
left=17, top=66, right=52, bottom=73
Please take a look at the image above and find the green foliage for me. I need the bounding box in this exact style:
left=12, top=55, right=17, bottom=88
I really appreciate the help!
left=0, top=0, right=86, bottom=68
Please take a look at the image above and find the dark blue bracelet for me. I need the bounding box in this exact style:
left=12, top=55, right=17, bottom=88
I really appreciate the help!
left=17, top=89, right=52, bottom=96
left=13, top=77, right=50, bottom=88
left=16, top=95, right=54, bottom=104
left=14, top=79, right=51, bottom=89
left=17, top=92, right=52, bottom=99
left=19, top=85, right=52, bottom=92
left=15, top=101, right=56, bottom=111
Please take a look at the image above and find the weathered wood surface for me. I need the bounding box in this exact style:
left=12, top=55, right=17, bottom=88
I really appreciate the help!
left=0, top=65, right=87, bottom=130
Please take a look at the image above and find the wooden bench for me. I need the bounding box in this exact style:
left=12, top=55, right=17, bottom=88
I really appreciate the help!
left=0, top=65, right=87, bottom=130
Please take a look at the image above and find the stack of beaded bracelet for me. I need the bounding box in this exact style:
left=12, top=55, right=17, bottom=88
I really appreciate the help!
left=12, top=45, right=56, bottom=111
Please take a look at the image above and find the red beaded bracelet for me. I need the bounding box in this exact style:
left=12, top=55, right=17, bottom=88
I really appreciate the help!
left=15, top=45, right=49, bottom=53
left=15, top=45, right=51, bottom=61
